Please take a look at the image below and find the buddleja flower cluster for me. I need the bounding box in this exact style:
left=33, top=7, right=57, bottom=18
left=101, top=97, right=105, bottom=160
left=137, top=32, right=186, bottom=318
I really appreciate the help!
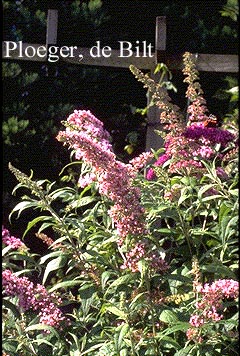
left=187, top=279, right=239, bottom=343
left=2, top=269, right=70, bottom=330
left=2, top=226, right=25, bottom=250
left=121, top=240, right=169, bottom=273
left=57, top=110, right=153, bottom=243
left=131, top=53, right=238, bottom=180
left=56, top=111, right=170, bottom=273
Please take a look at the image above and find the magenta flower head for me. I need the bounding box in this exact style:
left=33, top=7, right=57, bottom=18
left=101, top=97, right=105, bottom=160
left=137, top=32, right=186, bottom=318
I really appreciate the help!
left=146, top=168, right=156, bottom=181
left=183, top=124, right=235, bottom=148
left=155, top=154, right=171, bottom=166
left=2, top=269, right=70, bottom=330
left=146, top=154, right=170, bottom=180
left=129, top=151, right=154, bottom=171
left=2, top=226, right=25, bottom=250
left=216, top=167, right=229, bottom=180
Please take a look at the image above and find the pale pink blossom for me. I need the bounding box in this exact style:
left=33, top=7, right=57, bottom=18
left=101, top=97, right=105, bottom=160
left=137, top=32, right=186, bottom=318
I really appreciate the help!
left=187, top=279, right=239, bottom=342
left=129, top=151, right=154, bottom=171
left=78, top=172, right=96, bottom=188
left=189, top=314, right=205, bottom=327
left=57, top=110, right=148, bottom=241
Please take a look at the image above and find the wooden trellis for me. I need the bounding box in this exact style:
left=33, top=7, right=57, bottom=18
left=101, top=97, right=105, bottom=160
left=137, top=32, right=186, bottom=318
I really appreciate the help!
left=2, top=11, right=238, bottom=150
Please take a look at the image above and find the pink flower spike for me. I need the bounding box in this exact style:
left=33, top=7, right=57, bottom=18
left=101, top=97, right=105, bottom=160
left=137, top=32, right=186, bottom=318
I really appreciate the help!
left=2, top=269, right=70, bottom=330
left=57, top=110, right=148, bottom=241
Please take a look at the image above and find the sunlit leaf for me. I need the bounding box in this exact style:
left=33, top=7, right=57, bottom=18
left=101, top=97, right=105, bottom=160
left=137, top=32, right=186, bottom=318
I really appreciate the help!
left=42, top=255, right=68, bottom=285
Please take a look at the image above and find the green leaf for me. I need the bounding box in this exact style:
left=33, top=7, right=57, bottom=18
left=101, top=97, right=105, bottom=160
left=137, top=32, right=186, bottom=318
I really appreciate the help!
left=70, top=349, right=82, bottom=356
left=117, top=323, right=129, bottom=351
left=120, top=349, right=128, bottom=356
left=220, top=215, right=238, bottom=241
left=154, top=63, right=164, bottom=74
left=163, top=273, right=191, bottom=284
left=9, top=201, right=39, bottom=221
left=167, top=266, right=191, bottom=294
left=39, top=250, right=62, bottom=264
left=228, top=189, right=239, bottom=196
left=69, top=196, right=99, bottom=209
left=153, top=228, right=173, bottom=235
left=37, top=221, right=58, bottom=234
left=80, top=343, right=105, bottom=355
left=2, top=298, right=21, bottom=318
left=15, top=268, right=40, bottom=277
left=217, top=315, right=238, bottom=330
left=68, top=332, right=83, bottom=354
left=159, top=335, right=181, bottom=350
left=23, top=216, right=54, bottom=237
left=129, top=292, right=146, bottom=308
left=42, top=255, right=67, bottom=285
left=103, top=304, right=127, bottom=320
left=138, top=258, right=149, bottom=287
left=25, top=323, right=60, bottom=339
left=218, top=203, right=231, bottom=224
left=48, top=279, right=82, bottom=292
left=2, top=245, right=14, bottom=256
left=8, top=253, right=38, bottom=265
left=201, top=194, right=224, bottom=202
left=48, top=187, right=76, bottom=200
left=174, top=345, right=195, bottom=356
left=59, top=161, right=82, bottom=177
left=201, top=263, right=236, bottom=279
left=105, top=274, right=133, bottom=295
left=2, top=340, right=18, bottom=354
left=32, top=338, right=55, bottom=347
left=79, top=284, right=96, bottom=300
left=158, top=322, right=190, bottom=336
left=220, top=1, right=239, bottom=22
left=159, top=310, right=179, bottom=324
left=197, top=184, right=216, bottom=197
left=178, top=188, right=190, bottom=206
left=101, top=271, right=114, bottom=290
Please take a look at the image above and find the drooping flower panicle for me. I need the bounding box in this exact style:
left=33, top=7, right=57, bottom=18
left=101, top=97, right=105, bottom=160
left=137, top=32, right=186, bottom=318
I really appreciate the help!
left=2, top=269, right=70, bottom=330
left=57, top=110, right=150, bottom=242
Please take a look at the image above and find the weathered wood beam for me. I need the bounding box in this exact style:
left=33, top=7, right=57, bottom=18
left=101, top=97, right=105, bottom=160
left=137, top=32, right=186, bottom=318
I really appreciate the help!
left=2, top=40, right=238, bottom=73
left=46, top=9, right=58, bottom=45
left=155, top=16, right=238, bottom=73
left=145, top=16, right=166, bottom=152
left=156, top=51, right=238, bottom=73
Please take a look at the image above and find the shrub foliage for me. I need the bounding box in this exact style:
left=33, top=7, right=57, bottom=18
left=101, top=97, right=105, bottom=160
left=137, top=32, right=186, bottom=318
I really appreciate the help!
left=2, top=52, right=238, bottom=356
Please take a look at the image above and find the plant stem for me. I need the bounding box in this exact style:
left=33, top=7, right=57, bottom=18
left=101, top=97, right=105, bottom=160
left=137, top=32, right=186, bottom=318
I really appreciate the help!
left=129, top=326, right=137, bottom=356
left=176, top=206, right=193, bottom=256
